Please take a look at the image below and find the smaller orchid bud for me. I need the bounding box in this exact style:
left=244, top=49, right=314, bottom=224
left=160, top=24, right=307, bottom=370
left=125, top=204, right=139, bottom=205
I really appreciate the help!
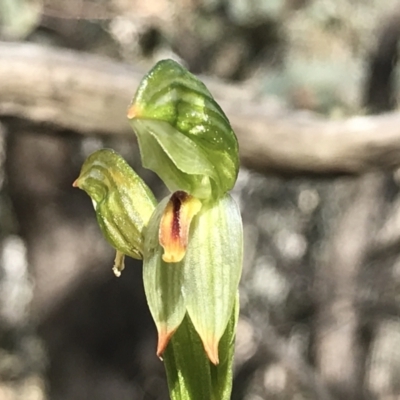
left=73, top=149, right=157, bottom=276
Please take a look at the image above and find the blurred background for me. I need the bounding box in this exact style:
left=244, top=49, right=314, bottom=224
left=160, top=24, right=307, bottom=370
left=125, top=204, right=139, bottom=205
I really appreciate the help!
left=1, top=0, right=400, bottom=399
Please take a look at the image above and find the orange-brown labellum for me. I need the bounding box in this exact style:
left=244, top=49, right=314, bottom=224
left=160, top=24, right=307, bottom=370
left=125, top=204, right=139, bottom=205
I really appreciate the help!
left=159, top=191, right=202, bottom=263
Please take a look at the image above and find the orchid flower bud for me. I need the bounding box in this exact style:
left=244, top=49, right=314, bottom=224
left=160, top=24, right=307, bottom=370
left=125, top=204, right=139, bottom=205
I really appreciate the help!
left=73, top=148, right=157, bottom=276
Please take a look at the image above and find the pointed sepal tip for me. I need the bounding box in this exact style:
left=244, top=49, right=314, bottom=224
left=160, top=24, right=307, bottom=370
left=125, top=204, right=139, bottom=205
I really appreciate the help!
left=156, top=327, right=177, bottom=359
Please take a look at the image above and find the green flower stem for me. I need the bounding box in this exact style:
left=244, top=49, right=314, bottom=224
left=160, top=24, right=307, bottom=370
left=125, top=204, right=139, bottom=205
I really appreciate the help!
left=164, top=296, right=239, bottom=400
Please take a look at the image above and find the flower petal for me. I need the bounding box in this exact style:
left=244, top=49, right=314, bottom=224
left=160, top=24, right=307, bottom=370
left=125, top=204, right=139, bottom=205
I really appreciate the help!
left=143, top=198, right=187, bottom=357
left=128, top=59, right=239, bottom=200
left=183, top=194, right=243, bottom=364
left=132, top=119, right=215, bottom=199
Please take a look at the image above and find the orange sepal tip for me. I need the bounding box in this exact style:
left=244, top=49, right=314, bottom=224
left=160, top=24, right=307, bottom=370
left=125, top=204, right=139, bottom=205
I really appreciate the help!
left=156, top=328, right=176, bottom=359
left=127, top=103, right=142, bottom=119
left=203, top=336, right=220, bottom=365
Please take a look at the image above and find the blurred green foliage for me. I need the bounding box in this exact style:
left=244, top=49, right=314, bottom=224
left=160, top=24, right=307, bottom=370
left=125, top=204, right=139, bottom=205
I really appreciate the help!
left=0, top=0, right=40, bottom=39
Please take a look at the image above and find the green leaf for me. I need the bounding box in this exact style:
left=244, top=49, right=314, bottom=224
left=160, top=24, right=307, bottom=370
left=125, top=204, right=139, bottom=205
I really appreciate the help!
left=163, top=296, right=239, bottom=400
left=163, top=314, right=212, bottom=400
left=183, top=194, right=242, bottom=364
left=143, top=198, right=186, bottom=356
left=128, top=59, right=239, bottom=200
left=73, top=148, right=157, bottom=275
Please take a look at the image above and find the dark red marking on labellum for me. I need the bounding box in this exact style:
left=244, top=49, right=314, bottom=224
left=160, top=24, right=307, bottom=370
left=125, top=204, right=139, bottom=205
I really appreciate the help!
left=159, top=191, right=201, bottom=263
left=170, top=191, right=189, bottom=239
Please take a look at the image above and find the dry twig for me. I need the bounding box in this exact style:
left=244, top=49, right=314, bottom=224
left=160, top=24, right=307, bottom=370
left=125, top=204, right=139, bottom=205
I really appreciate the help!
left=1, top=42, right=400, bottom=175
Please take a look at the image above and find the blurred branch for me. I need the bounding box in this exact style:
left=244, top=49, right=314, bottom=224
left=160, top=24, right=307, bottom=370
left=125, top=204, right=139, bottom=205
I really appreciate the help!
left=2, top=42, right=400, bottom=175
left=313, top=173, right=385, bottom=398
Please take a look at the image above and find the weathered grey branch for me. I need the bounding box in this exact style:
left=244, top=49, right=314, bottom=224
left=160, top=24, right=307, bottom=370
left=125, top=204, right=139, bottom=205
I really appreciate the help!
left=1, top=42, right=400, bottom=175
left=314, top=173, right=385, bottom=398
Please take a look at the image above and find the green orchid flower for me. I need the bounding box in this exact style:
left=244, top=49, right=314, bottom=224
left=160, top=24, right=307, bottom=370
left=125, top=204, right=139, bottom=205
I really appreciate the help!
left=74, top=59, right=243, bottom=400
